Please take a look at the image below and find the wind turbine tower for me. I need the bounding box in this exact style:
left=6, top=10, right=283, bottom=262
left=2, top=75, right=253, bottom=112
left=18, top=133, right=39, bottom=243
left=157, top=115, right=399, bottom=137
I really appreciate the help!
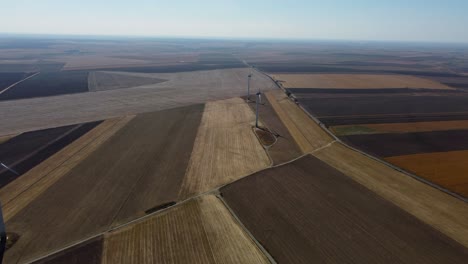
left=247, top=73, right=252, bottom=101
left=255, top=91, right=261, bottom=128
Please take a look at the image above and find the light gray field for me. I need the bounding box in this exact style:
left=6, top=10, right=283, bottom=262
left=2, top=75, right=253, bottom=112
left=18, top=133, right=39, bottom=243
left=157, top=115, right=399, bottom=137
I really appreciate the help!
left=0, top=68, right=276, bottom=135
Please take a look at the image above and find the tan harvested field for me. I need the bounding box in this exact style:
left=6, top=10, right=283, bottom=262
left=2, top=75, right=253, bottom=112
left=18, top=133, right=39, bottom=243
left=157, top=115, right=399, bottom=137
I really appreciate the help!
left=103, top=195, right=268, bottom=264
left=272, top=73, right=452, bottom=89
left=0, top=68, right=275, bottom=136
left=313, top=142, right=468, bottom=247
left=4, top=106, right=203, bottom=263
left=265, top=90, right=333, bottom=153
left=386, top=150, right=468, bottom=197
left=88, top=71, right=168, bottom=91
left=0, top=117, right=133, bottom=221
left=332, top=120, right=468, bottom=135
left=178, top=98, right=270, bottom=199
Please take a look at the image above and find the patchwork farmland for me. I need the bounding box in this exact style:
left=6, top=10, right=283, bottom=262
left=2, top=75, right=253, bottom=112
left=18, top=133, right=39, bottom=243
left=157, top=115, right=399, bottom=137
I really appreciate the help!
left=1, top=38, right=468, bottom=263
left=221, top=155, right=468, bottom=263
left=280, top=73, right=468, bottom=199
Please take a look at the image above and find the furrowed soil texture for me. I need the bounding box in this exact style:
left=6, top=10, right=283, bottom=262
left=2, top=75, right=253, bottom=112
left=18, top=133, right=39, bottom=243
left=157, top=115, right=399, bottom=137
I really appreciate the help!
left=272, top=73, right=451, bottom=89
left=331, top=120, right=468, bottom=136
left=387, top=150, right=468, bottom=197
left=221, top=155, right=468, bottom=264
left=0, top=122, right=101, bottom=188
left=4, top=105, right=203, bottom=263
left=178, top=98, right=270, bottom=199
left=102, top=195, right=268, bottom=264
left=313, top=143, right=468, bottom=248
left=0, top=71, right=89, bottom=101
left=341, top=129, right=468, bottom=158
left=245, top=95, right=302, bottom=165
left=0, top=117, right=133, bottom=221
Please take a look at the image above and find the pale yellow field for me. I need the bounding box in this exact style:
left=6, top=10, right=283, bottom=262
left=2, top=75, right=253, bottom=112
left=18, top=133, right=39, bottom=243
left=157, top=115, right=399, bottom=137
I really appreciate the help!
left=265, top=90, right=333, bottom=153
left=0, top=116, right=134, bottom=221
left=102, top=195, right=268, bottom=264
left=178, top=98, right=270, bottom=199
left=313, top=142, right=468, bottom=247
left=272, top=73, right=452, bottom=89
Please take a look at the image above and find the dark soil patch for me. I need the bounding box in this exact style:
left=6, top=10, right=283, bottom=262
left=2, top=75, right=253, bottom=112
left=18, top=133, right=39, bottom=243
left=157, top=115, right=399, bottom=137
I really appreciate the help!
left=341, top=129, right=468, bottom=157
left=0, top=71, right=89, bottom=101
left=4, top=105, right=204, bottom=263
left=293, top=93, right=468, bottom=126
left=33, top=236, right=103, bottom=264
left=221, top=155, right=468, bottom=264
left=0, top=72, right=33, bottom=90
left=0, top=121, right=101, bottom=188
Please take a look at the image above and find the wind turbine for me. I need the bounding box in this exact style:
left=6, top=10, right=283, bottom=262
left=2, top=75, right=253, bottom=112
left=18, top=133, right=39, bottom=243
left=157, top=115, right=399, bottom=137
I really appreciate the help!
left=247, top=73, right=252, bottom=101
left=255, top=90, right=261, bottom=128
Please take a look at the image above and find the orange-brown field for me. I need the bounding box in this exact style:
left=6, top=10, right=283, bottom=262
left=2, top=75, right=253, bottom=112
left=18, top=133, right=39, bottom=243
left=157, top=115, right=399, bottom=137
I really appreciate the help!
left=272, top=74, right=452, bottom=89
left=331, top=120, right=468, bottom=136
left=386, top=150, right=468, bottom=197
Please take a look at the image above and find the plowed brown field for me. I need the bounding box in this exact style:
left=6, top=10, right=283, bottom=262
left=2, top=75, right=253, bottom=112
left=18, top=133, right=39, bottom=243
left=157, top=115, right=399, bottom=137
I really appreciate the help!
left=222, top=155, right=468, bottom=263
left=387, top=150, right=468, bottom=197
left=272, top=73, right=452, bottom=89
left=313, top=143, right=468, bottom=248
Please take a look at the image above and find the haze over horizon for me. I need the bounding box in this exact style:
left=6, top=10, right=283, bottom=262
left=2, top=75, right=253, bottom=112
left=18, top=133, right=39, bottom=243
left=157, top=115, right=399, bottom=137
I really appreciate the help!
left=1, top=0, right=468, bottom=43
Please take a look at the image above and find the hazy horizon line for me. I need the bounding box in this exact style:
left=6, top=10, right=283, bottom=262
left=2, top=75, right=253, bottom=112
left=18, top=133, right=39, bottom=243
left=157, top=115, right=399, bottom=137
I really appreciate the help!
left=1, top=32, right=468, bottom=46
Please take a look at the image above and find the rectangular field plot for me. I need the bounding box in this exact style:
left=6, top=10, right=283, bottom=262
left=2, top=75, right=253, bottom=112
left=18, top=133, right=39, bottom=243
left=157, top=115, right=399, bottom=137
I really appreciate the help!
left=296, top=93, right=468, bottom=126
left=331, top=120, right=468, bottom=136
left=0, top=71, right=89, bottom=101
left=103, top=195, right=268, bottom=264
left=221, top=155, right=468, bottom=264
left=3, top=105, right=203, bottom=263
left=387, top=150, right=468, bottom=197
left=341, top=129, right=468, bottom=158
left=273, top=73, right=451, bottom=89
left=0, top=122, right=101, bottom=188
left=178, top=98, right=270, bottom=199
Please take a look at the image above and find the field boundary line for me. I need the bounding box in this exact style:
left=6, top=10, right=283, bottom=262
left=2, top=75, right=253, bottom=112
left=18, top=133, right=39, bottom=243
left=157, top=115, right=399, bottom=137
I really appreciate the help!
left=258, top=68, right=467, bottom=203
left=216, top=193, right=277, bottom=264
left=0, top=72, right=40, bottom=95
left=0, top=124, right=82, bottom=175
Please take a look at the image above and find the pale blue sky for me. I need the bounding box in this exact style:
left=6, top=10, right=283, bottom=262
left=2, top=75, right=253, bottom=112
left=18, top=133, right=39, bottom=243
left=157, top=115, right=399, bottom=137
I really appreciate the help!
left=1, top=0, right=467, bottom=43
